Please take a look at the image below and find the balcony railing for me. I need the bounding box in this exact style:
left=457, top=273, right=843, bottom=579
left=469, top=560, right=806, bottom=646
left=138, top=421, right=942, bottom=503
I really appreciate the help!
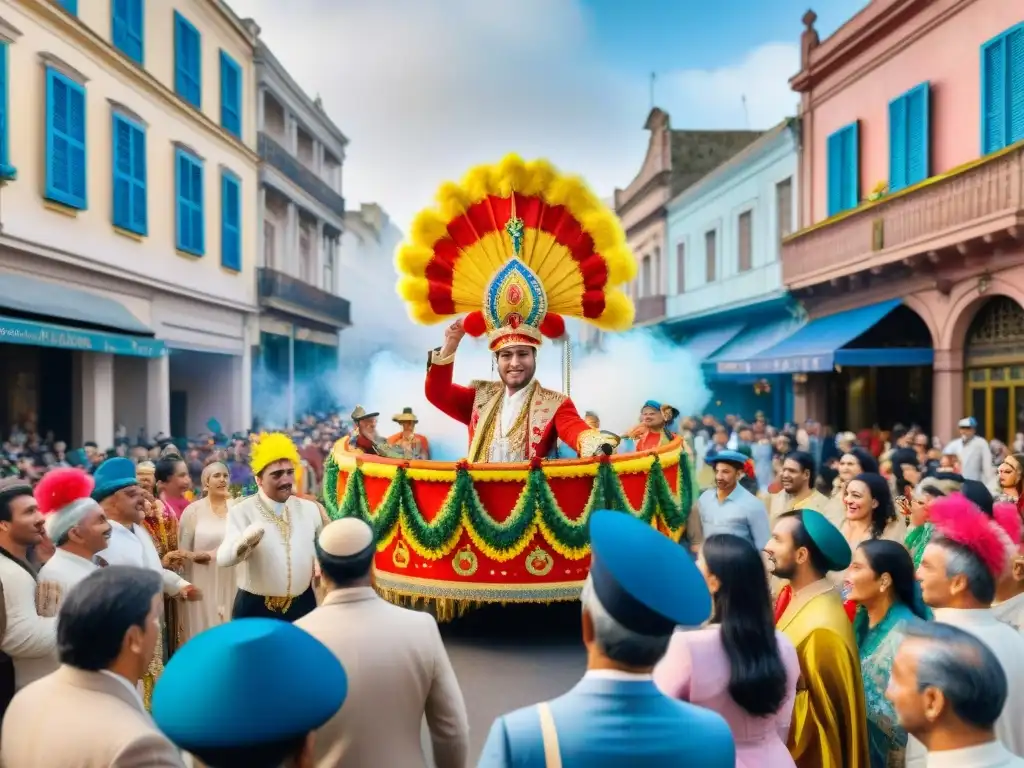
left=634, top=295, right=667, bottom=325
left=257, top=268, right=351, bottom=328
left=258, top=132, right=346, bottom=219
left=782, top=141, right=1024, bottom=289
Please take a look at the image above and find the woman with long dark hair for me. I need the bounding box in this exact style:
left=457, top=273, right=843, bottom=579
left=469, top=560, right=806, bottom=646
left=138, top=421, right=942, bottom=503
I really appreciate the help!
left=655, top=533, right=798, bottom=768
left=845, top=539, right=930, bottom=767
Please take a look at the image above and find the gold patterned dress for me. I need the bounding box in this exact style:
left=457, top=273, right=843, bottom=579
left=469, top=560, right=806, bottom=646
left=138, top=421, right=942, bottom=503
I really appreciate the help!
left=140, top=492, right=184, bottom=694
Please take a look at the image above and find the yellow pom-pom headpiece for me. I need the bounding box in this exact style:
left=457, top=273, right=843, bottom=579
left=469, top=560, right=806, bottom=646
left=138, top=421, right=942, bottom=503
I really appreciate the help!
left=395, top=154, right=637, bottom=351
left=249, top=432, right=301, bottom=477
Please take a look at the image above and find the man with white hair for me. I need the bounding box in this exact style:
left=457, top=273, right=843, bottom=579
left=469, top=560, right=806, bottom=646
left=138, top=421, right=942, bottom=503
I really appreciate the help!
left=478, top=510, right=735, bottom=767
left=35, top=468, right=112, bottom=612
left=887, top=621, right=1024, bottom=766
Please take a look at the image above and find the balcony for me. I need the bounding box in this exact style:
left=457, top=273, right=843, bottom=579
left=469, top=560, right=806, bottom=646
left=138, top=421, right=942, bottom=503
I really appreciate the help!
left=634, top=295, right=667, bottom=325
left=257, top=268, right=351, bottom=329
left=258, top=132, right=346, bottom=219
left=783, top=141, right=1024, bottom=289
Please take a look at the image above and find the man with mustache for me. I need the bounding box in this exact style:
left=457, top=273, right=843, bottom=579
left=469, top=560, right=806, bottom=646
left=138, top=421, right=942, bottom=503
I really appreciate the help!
left=36, top=468, right=112, bottom=615
left=339, top=406, right=403, bottom=458
left=0, top=478, right=57, bottom=716
left=217, top=432, right=323, bottom=622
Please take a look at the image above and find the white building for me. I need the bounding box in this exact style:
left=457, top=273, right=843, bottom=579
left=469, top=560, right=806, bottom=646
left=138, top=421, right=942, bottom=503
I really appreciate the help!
left=254, top=39, right=349, bottom=426
left=0, top=0, right=259, bottom=449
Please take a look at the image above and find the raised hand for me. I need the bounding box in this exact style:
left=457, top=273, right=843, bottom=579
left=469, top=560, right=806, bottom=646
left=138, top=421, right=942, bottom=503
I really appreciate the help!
left=440, top=318, right=466, bottom=357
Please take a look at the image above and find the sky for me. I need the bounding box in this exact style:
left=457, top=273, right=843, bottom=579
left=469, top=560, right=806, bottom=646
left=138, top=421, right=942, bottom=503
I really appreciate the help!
left=227, top=0, right=871, bottom=231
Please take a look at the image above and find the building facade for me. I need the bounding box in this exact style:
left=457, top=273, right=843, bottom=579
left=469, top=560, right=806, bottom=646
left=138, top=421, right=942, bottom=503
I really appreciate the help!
left=254, top=39, right=349, bottom=427
left=0, top=0, right=259, bottom=449
left=749, top=2, right=1024, bottom=441
left=664, top=120, right=802, bottom=423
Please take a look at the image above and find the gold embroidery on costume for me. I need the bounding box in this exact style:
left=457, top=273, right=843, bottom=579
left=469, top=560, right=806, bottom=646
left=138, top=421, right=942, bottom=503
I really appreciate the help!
left=256, top=496, right=294, bottom=614
left=576, top=428, right=607, bottom=458
left=392, top=541, right=411, bottom=569
left=476, top=382, right=534, bottom=462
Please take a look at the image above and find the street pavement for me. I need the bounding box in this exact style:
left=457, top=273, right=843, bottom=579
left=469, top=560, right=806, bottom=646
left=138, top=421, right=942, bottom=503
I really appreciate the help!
left=421, top=601, right=586, bottom=765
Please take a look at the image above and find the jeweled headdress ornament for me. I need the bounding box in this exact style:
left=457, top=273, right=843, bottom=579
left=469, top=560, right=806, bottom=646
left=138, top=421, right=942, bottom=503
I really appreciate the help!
left=395, top=155, right=637, bottom=351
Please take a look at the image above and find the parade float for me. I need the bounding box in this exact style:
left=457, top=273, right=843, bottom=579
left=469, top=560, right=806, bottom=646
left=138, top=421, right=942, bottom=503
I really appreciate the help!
left=323, top=154, right=696, bottom=620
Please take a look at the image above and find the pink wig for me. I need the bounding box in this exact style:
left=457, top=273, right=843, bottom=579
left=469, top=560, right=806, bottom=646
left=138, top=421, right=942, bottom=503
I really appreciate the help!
left=929, top=494, right=1009, bottom=579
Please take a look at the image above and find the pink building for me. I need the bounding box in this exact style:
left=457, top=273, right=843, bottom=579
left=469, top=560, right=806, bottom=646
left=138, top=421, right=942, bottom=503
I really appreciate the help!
left=773, top=1, right=1024, bottom=442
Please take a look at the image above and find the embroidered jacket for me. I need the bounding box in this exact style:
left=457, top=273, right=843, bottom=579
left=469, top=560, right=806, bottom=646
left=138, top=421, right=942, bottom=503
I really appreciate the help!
left=425, top=349, right=607, bottom=461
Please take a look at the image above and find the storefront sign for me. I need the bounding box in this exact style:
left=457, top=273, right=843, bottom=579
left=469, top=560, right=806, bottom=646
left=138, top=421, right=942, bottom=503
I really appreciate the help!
left=0, top=316, right=165, bottom=358
left=717, top=355, right=832, bottom=375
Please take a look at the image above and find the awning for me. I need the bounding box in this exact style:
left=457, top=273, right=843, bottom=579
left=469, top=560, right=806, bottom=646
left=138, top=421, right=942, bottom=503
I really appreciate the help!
left=0, top=273, right=164, bottom=358
left=709, top=316, right=806, bottom=375
left=731, top=299, right=932, bottom=374
left=679, top=323, right=745, bottom=361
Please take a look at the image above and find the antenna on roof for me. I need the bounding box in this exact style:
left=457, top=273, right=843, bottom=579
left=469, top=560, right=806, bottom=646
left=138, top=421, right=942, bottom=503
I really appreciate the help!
left=650, top=72, right=656, bottom=110
left=741, top=94, right=749, bottom=129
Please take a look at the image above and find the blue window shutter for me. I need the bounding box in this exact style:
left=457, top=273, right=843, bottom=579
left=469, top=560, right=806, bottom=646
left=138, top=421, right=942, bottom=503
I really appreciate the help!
left=219, top=51, right=241, bottom=138
left=175, top=149, right=204, bottom=255
left=44, top=69, right=87, bottom=210
left=112, top=114, right=147, bottom=235
left=1009, top=27, right=1024, bottom=144
left=982, top=35, right=1007, bottom=154
left=826, top=130, right=842, bottom=216
left=221, top=172, right=241, bottom=271
left=132, top=124, right=147, bottom=234
left=0, top=42, right=11, bottom=177
left=889, top=96, right=908, bottom=192
left=841, top=122, right=859, bottom=212
left=174, top=13, right=202, bottom=109
left=191, top=160, right=204, bottom=253
left=906, top=83, right=930, bottom=186
left=60, top=0, right=77, bottom=14
left=112, top=0, right=144, bottom=65
left=175, top=150, right=187, bottom=249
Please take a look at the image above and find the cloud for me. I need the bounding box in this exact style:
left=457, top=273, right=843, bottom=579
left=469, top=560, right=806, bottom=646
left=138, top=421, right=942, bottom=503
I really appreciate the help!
left=228, top=0, right=801, bottom=231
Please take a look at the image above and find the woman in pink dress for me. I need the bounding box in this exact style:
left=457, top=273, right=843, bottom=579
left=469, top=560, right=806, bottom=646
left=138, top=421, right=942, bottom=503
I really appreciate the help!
left=655, top=533, right=799, bottom=768
left=155, top=455, right=191, bottom=520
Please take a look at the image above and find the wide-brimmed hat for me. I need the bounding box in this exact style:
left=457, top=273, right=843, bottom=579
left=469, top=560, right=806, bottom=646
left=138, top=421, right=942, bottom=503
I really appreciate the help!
left=350, top=405, right=379, bottom=423
left=392, top=407, right=418, bottom=424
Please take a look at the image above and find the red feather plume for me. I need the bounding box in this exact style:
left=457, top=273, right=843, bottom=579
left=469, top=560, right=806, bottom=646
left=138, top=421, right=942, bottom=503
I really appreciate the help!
left=539, top=313, right=566, bottom=339
left=34, top=468, right=95, bottom=516
left=929, top=493, right=1009, bottom=578
left=462, top=311, right=487, bottom=338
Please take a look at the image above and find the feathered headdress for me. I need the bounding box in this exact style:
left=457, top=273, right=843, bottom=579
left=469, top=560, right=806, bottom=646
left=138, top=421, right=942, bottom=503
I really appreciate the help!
left=929, top=493, right=1010, bottom=579
left=395, top=154, right=637, bottom=352
left=993, top=501, right=1023, bottom=558
left=34, top=468, right=98, bottom=544
left=249, top=432, right=301, bottom=477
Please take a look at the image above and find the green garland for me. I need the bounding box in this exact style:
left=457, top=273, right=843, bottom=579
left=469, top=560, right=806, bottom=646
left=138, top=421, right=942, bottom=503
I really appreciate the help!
left=322, top=453, right=694, bottom=558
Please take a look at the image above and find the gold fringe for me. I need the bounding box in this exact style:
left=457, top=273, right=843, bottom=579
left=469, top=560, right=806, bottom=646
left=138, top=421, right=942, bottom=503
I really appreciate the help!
left=373, top=585, right=579, bottom=624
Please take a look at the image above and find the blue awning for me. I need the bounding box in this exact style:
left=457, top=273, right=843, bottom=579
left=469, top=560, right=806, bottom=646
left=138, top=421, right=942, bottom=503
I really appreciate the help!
left=679, top=323, right=746, bottom=361
left=732, top=299, right=932, bottom=374
left=0, top=316, right=165, bottom=358
left=709, top=316, right=806, bottom=375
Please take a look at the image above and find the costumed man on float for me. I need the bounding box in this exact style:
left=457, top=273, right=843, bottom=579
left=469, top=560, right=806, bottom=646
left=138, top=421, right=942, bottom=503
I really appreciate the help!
left=387, top=407, right=432, bottom=460
left=396, top=154, right=636, bottom=462
left=216, top=432, right=324, bottom=622
left=339, top=406, right=402, bottom=458
left=620, top=400, right=679, bottom=453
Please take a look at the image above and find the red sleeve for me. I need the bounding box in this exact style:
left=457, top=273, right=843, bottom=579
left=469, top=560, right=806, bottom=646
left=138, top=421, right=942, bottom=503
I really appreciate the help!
left=424, top=352, right=476, bottom=425
left=553, top=398, right=598, bottom=455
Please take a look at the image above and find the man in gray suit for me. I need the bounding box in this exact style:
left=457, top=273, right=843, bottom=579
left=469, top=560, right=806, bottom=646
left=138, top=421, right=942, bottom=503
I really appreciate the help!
left=1, top=566, right=185, bottom=767
left=296, top=518, right=470, bottom=768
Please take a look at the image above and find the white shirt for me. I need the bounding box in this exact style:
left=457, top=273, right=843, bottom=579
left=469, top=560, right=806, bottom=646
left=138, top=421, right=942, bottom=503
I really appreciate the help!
left=0, top=551, right=57, bottom=689
left=216, top=492, right=322, bottom=598
left=95, top=521, right=189, bottom=596
left=927, top=741, right=1024, bottom=767
left=38, top=548, right=98, bottom=602
left=98, top=669, right=145, bottom=709
left=907, top=608, right=1024, bottom=767
left=583, top=669, right=652, bottom=682
left=490, top=386, right=531, bottom=462
left=992, top=593, right=1024, bottom=633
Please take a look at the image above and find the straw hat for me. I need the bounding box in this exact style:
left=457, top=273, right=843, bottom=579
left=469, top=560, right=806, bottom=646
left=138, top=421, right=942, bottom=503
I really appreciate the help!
left=392, top=407, right=418, bottom=424
left=350, top=405, right=379, bottom=422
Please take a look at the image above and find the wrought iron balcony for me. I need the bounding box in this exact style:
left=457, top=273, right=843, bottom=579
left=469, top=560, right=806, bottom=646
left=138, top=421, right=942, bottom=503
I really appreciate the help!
left=257, top=268, right=351, bottom=328
left=258, top=132, right=346, bottom=218
left=634, top=294, right=667, bottom=325
left=782, top=141, right=1024, bottom=289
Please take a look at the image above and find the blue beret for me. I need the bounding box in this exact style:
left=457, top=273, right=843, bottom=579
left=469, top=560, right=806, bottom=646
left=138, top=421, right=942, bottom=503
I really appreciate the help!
left=711, top=450, right=748, bottom=467
left=152, top=619, right=347, bottom=749
left=589, top=510, right=711, bottom=634
left=800, top=509, right=852, bottom=571
left=642, top=400, right=662, bottom=411
left=91, top=457, right=138, bottom=502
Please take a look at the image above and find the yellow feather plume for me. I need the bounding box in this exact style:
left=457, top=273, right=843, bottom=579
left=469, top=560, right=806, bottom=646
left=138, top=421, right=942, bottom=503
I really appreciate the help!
left=249, top=432, right=301, bottom=477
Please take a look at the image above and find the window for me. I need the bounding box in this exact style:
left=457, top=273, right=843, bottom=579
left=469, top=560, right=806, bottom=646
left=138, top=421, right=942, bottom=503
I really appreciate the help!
left=981, top=23, right=1024, bottom=155
left=175, top=148, right=204, bottom=255
left=323, top=238, right=335, bottom=292
left=219, top=50, right=241, bottom=138
left=705, top=230, right=717, bottom=282
left=44, top=68, right=87, bottom=210
left=676, top=241, right=685, bottom=293
left=738, top=211, right=753, bottom=272
left=112, top=0, right=144, bottom=64
left=889, top=83, right=931, bottom=192
left=111, top=113, right=146, bottom=235
left=640, top=255, right=651, bottom=297
left=174, top=12, right=201, bottom=109
left=263, top=220, right=276, bottom=268
left=0, top=43, right=12, bottom=179
left=58, top=0, right=77, bottom=14
left=826, top=122, right=860, bottom=216
left=776, top=178, right=793, bottom=242
left=221, top=171, right=241, bottom=271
